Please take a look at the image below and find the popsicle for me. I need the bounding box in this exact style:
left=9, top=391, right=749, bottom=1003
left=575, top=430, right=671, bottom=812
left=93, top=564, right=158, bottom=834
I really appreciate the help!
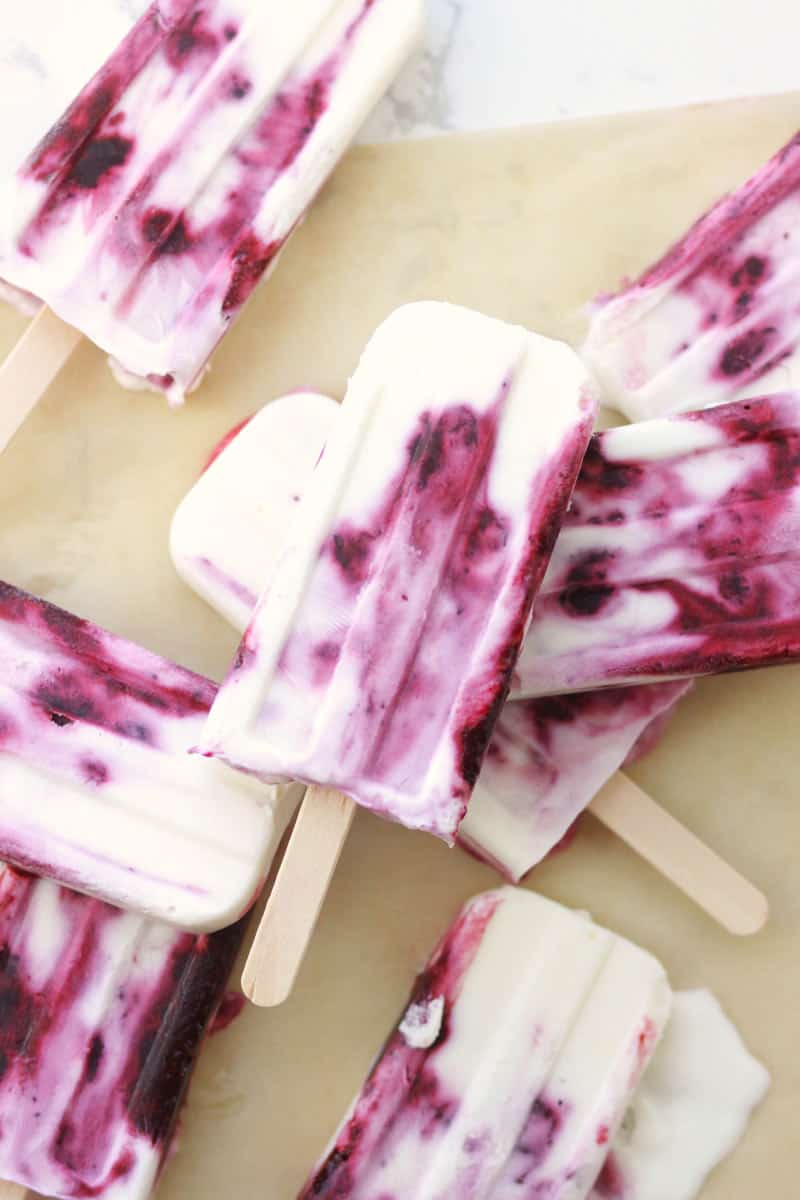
left=196, top=302, right=597, bottom=999
left=582, top=128, right=800, bottom=423
left=513, top=391, right=800, bottom=697
left=0, top=862, right=249, bottom=1199
left=171, top=389, right=339, bottom=630
left=173, top=409, right=689, bottom=877
left=459, top=682, right=691, bottom=881
left=172, top=383, right=768, bottom=978
left=0, top=580, right=299, bottom=930
left=201, top=303, right=598, bottom=833
left=299, top=886, right=673, bottom=1199
left=0, top=0, right=422, bottom=446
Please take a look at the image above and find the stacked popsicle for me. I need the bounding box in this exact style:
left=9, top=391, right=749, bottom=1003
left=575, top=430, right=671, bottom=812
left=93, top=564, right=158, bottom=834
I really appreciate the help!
left=170, top=376, right=762, bottom=945
left=583, top=127, right=800, bottom=422
left=200, top=303, right=597, bottom=837
left=513, top=391, right=800, bottom=698
left=171, top=385, right=694, bottom=878
left=0, top=298, right=601, bottom=1194
left=459, top=681, right=691, bottom=878
left=481, top=134, right=800, bottom=706
left=0, top=583, right=298, bottom=1199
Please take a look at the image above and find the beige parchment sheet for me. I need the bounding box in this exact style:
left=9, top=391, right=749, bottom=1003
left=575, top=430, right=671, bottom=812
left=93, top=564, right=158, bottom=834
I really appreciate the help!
left=0, top=93, right=798, bottom=1198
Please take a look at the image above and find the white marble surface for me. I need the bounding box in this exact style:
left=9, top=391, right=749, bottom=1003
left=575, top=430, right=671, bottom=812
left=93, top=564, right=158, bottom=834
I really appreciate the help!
left=365, top=0, right=800, bottom=140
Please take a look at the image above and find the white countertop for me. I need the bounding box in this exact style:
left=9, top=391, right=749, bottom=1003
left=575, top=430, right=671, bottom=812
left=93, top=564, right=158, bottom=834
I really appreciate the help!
left=364, top=0, right=800, bottom=140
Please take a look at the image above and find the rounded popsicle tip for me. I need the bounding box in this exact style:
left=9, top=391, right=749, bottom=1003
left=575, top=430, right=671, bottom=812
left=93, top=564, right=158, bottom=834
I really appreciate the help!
left=721, top=884, right=770, bottom=937
left=241, top=956, right=295, bottom=1009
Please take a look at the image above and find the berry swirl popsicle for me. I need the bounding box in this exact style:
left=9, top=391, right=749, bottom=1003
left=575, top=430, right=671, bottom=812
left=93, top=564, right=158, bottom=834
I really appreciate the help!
left=172, top=385, right=766, bottom=950
left=199, top=302, right=598, bottom=1003
left=0, top=0, right=422, bottom=449
left=200, top=303, right=597, bottom=837
left=0, top=864, right=249, bottom=1199
left=171, top=392, right=690, bottom=878
left=583, top=128, right=800, bottom=422
left=513, top=392, right=800, bottom=697
left=0, top=581, right=298, bottom=930
left=299, top=887, right=673, bottom=1200
left=459, top=682, right=691, bottom=881
left=299, top=889, right=767, bottom=1200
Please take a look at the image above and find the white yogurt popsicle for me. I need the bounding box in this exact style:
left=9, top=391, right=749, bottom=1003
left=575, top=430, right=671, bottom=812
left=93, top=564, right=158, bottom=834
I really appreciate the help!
left=0, top=580, right=299, bottom=930
left=201, top=303, right=598, bottom=841
left=0, top=0, right=422, bottom=403
left=299, top=890, right=768, bottom=1200
left=583, top=128, right=800, bottom=422
left=459, top=682, right=691, bottom=881
left=299, top=887, right=673, bottom=1199
left=171, top=390, right=339, bottom=629
left=169, top=394, right=696, bottom=885
left=172, top=388, right=767, bottom=939
left=173, top=374, right=766, bottom=1015
left=513, top=392, right=800, bottom=698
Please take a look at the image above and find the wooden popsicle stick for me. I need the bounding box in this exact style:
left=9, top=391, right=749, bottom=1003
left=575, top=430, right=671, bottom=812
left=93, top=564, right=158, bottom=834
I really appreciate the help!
left=590, top=772, right=768, bottom=936
left=0, top=1181, right=31, bottom=1198
left=242, top=786, right=356, bottom=1007
left=0, top=306, right=82, bottom=453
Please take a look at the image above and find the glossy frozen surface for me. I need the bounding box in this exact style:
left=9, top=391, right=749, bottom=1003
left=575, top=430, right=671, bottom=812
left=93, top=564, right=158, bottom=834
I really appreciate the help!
left=0, top=864, right=247, bottom=1199
left=583, top=129, right=800, bottom=421
left=459, top=682, right=691, bottom=880
left=0, top=0, right=421, bottom=402
left=514, top=393, right=800, bottom=696
left=0, top=581, right=297, bottom=930
left=202, top=304, right=597, bottom=839
left=300, top=887, right=671, bottom=1199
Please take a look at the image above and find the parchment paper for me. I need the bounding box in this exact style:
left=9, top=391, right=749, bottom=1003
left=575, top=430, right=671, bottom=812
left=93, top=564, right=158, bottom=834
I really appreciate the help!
left=0, top=93, right=798, bottom=1198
